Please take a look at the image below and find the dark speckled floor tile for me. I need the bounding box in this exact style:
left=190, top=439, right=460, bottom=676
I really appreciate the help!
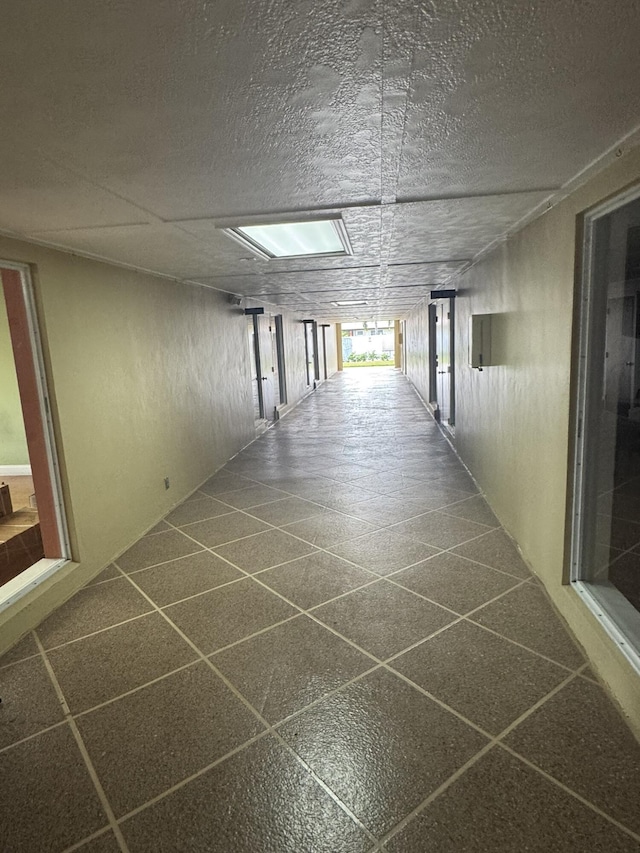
left=439, top=494, right=500, bottom=527
left=279, top=668, right=487, bottom=836
left=470, top=582, right=585, bottom=669
left=77, top=662, right=264, bottom=817
left=328, top=528, right=440, bottom=575
left=282, top=511, right=378, bottom=548
left=346, top=495, right=427, bottom=526
left=121, top=735, right=371, bottom=853
left=451, top=528, right=531, bottom=578
left=245, top=496, right=327, bottom=526
left=391, top=620, right=568, bottom=735
left=212, top=616, right=372, bottom=723
left=48, top=612, right=197, bottom=713
left=504, top=678, right=640, bottom=835
left=36, top=578, right=153, bottom=649
left=212, top=527, right=318, bottom=573
left=75, top=832, right=122, bottom=853
left=181, top=512, right=270, bottom=547
left=5, top=369, right=639, bottom=851
left=164, top=577, right=297, bottom=653
left=258, top=550, right=375, bottom=609
left=165, top=496, right=235, bottom=526
left=145, top=519, right=172, bottom=535
left=215, top=484, right=289, bottom=509
left=388, top=511, right=492, bottom=550
left=0, top=655, right=65, bottom=748
left=0, top=725, right=106, bottom=852
left=312, top=580, right=456, bottom=659
left=199, top=472, right=253, bottom=496
left=86, top=563, right=121, bottom=585
left=384, top=747, right=640, bottom=852
left=393, top=552, right=521, bottom=614
left=0, top=631, right=38, bottom=666
left=117, top=528, right=204, bottom=572
left=129, top=550, right=243, bottom=606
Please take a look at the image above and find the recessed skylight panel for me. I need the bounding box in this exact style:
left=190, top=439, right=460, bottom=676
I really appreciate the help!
left=220, top=217, right=352, bottom=259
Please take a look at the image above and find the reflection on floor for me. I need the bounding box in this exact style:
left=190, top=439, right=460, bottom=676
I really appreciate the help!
left=0, top=475, right=43, bottom=586
left=1, top=370, right=639, bottom=852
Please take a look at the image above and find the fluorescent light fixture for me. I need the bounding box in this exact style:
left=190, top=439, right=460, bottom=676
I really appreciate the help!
left=219, top=216, right=352, bottom=260
left=331, top=300, right=369, bottom=307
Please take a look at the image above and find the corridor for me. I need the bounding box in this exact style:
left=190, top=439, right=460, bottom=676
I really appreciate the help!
left=1, top=368, right=639, bottom=851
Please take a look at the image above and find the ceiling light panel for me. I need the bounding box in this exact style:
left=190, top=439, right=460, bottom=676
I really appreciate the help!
left=221, top=218, right=352, bottom=260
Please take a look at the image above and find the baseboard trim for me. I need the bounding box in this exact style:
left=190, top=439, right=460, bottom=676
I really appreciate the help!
left=0, top=465, right=32, bottom=476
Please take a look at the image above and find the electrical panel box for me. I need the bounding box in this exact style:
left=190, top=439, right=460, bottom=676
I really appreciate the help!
left=469, top=314, right=493, bottom=369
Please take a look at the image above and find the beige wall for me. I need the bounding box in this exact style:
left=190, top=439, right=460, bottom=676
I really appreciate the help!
left=405, top=147, right=640, bottom=734
left=324, top=324, right=339, bottom=378
left=0, top=289, right=29, bottom=466
left=0, top=236, right=329, bottom=652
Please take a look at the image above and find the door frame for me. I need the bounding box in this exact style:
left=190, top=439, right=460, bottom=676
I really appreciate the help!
left=0, top=262, right=70, bottom=613
left=246, top=310, right=265, bottom=420
left=302, top=319, right=316, bottom=387
left=568, top=183, right=640, bottom=673
left=428, top=296, right=455, bottom=429
left=274, top=314, right=288, bottom=405
left=320, top=324, right=330, bottom=380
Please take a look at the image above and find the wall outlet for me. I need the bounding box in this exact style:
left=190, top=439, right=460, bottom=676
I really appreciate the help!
left=164, top=477, right=170, bottom=490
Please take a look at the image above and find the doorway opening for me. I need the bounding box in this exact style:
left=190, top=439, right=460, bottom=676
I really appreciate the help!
left=428, top=297, right=455, bottom=430
left=303, top=320, right=317, bottom=387
left=341, top=320, right=395, bottom=367
left=0, top=263, right=69, bottom=611
left=570, top=186, right=640, bottom=668
left=273, top=314, right=287, bottom=408
left=246, top=308, right=277, bottom=427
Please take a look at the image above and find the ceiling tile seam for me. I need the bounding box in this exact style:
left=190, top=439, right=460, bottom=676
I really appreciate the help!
left=458, top=123, right=640, bottom=280
left=28, top=222, right=167, bottom=235
left=0, top=227, right=252, bottom=299
left=193, top=263, right=383, bottom=279
left=381, top=0, right=421, bottom=207
left=165, top=190, right=557, bottom=228
left=32, top=147, right=165, bottom=226
left=192, top=259, right=471, bottom=282
left=394, top=188, right=561, bottom=204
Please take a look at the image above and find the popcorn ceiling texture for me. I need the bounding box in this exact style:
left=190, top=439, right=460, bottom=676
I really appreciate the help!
left=0, top=0, right=639, bottom=319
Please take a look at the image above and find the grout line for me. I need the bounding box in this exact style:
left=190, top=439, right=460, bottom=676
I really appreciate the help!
left=377, top=742, right=497, bottom=846
left=72, top=658, right=201, bottom=720
left=0, top=718, right=69, bottom=756
left=182, top=612, right=303, bottom=656
left=460, top=618, right=583, bottom=675
left=267, top=663, right=382, bottom=731
left=379, top=669, right=578, bottom=847
left=0, top=649, right=42, bottom=672
left=10, top=374, right=632, bottom=848
left=498, top=743, right=640, bottom=844
left=118, top=567, right=378, bottom=846
left=60, top=826, right=114, bottom=853
left=38, top=611, right=154, bottom=654
left=32, top=633, right=132, bottom=853
left=117, top=728, right=273, bottom=824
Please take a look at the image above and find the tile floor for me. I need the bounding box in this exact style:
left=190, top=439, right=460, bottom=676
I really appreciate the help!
left=1, top=368, right=640, bottom=852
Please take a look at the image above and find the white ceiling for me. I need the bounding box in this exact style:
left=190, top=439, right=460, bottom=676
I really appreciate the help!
left=1, top=0, right=640, bottom=320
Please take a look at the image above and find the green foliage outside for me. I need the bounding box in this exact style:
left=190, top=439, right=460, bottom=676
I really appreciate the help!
left=346, top=351, right=392, bottom=362
left=344, top=351, right=393, bottom=367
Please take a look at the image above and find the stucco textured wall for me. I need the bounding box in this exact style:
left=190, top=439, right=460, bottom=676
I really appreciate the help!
left=0, top=236, right=325, bottom=651
left=405, top=146, right=640, bottom=733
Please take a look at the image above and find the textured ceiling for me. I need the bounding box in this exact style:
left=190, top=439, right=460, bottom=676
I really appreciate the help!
left=1, top=0, right=640, bottom=320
